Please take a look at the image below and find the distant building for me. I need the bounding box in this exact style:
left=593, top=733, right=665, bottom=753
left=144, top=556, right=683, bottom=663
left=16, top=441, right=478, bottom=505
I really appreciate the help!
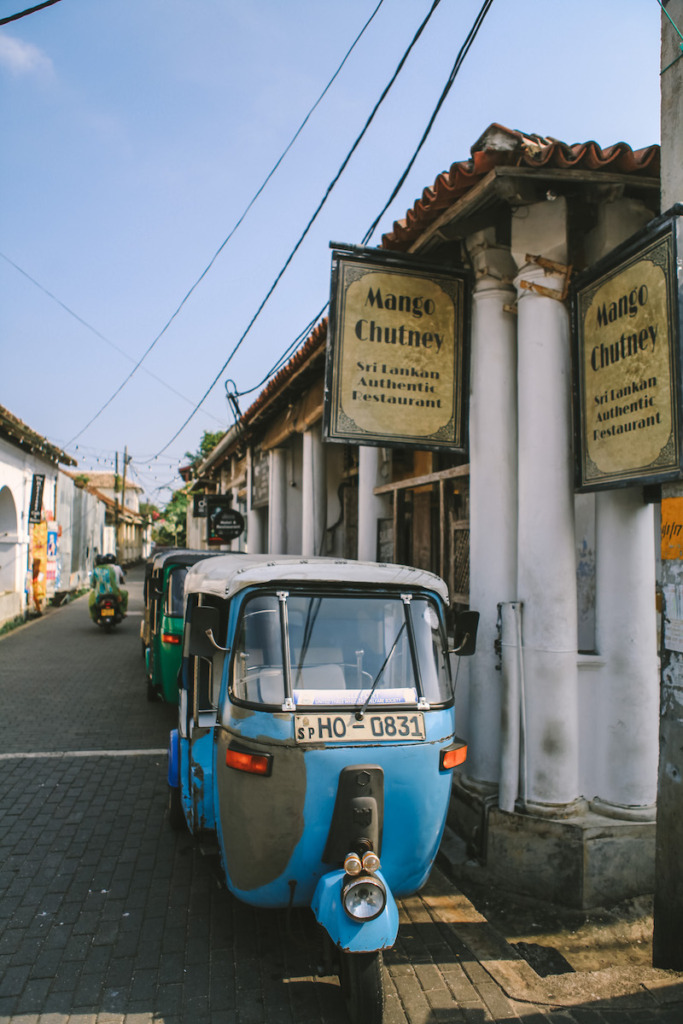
left=78, top=471, right=143, bottom=513
left=71, top=471, right=150, bottom=564
left=0, top=403, right=84, bottom=624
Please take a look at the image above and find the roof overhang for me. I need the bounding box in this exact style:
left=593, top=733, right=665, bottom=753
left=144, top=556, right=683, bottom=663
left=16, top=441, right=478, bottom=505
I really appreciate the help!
left=407, top=164, right=660, bottom=257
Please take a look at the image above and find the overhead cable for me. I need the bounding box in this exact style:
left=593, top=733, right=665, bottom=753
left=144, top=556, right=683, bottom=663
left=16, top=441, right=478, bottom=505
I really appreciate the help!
left=0, top=252, right=223, bottom=424
left=153, top=0, right=445, bottom=457
left=0, top=0, right=62, bottom=26
left=362, top=0, right=495, bottom=244
left=207, top=0, right=496, bottom=426
left=62, top=0, right=386, bottom=448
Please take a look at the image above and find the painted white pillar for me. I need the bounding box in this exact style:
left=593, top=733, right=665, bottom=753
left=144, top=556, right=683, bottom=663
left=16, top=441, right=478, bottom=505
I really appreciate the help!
left=462, top=230, right=518, bottom=794
left=583, top=198, right=659, bottom=820
left=268, top=448, right=287, bottom=554
left=592, top=489, right=658, bottom=816
left=230, top=485, right=240, bottom=552
left=302, top=428, right=326, bottom=557
left=358, top=447, right=385, bottom=562
left=512, top=198, right=581, bottom=814
left=247, top=510, right=264, bottom=554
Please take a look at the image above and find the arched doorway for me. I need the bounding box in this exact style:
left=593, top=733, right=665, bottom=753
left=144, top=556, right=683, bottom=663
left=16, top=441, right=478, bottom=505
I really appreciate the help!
left=0, top=485, right=19, bottom=595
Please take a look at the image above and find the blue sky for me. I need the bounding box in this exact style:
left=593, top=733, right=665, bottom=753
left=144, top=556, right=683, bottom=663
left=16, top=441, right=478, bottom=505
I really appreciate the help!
left=0, top=0, right=662, bottom=502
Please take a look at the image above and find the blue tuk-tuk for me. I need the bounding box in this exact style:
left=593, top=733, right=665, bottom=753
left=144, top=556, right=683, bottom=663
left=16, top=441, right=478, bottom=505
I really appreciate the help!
left=167, top=555, right=477, bottom=1024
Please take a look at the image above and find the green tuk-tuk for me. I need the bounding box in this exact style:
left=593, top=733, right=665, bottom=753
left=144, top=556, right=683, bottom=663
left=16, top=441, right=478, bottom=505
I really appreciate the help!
left=145, top=549, right=220, bottom=703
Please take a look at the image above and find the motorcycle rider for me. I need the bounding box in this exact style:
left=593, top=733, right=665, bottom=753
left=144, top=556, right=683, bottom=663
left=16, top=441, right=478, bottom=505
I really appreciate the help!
left=89, top=553, right=128, bottom=621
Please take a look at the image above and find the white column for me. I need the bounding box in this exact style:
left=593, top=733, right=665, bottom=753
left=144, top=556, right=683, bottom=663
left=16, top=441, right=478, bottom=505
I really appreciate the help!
left=512, top=198, right=581, bottom=814
left=302, top=428, right=326, bottom=557
left=268, top=448, right=287, bottom=554
left=462, top=230, right=518, bottom=794
left=358, top=447, right=385, bottom=562
left=592, top=490, right=658, bottom=816
left=583, top=199, right=659, bottom=820
left=247, top=509, right=263, bottom=554
left=230, top=485, right=240, bottom=552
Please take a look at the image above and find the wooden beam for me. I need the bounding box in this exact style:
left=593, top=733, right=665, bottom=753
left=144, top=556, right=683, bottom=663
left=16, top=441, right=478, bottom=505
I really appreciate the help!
left=374, top=463, right=469, bottom=495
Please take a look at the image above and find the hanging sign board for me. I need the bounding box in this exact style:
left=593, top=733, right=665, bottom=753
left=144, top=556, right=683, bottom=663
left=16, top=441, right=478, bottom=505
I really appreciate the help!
left=572, top=207, right=683, bottom=491
left=193, top=495, right=208, bottom=518
left=323, top=248, right=469, bottom=451
left=28, top=474, right=46, bottom=524
left=206, top=497, right=244, bottom=545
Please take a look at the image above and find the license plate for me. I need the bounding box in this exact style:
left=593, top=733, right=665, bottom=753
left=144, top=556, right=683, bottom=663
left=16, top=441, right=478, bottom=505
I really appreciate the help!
left=101, top=608, right=115, bottom=617
left=295, top=711, right=425, bottom=744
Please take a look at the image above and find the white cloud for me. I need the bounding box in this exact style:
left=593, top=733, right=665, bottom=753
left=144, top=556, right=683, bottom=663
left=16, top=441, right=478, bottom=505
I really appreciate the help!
left=0, top=32, right=53, bottom=76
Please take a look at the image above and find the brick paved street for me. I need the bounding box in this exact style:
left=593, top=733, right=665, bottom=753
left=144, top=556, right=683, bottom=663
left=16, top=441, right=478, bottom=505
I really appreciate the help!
left=1, top=565, right=683, bottom=1023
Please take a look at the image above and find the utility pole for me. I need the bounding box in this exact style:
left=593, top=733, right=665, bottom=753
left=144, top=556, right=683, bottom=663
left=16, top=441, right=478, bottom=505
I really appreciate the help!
left=653, top=0, right=683, bottom=970
left=114, top=450, right=120, bottom=556
left=121, top=445, right=129, bottom=513
left=118, top=446, right=129, bottom=564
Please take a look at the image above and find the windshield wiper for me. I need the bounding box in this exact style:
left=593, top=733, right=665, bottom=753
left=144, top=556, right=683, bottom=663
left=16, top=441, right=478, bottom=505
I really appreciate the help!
left=355, top=621, right=406, bottom=720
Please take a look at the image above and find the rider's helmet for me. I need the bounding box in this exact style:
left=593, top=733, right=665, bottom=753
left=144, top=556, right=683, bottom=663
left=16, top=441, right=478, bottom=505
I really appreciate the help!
left=95, top=554, right=105, bottom=565
left=105, top=553, right=117, bottom=564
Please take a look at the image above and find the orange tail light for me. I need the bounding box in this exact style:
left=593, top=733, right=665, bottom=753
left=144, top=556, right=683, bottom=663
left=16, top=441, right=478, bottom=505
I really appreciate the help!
left=440, top=742, right=467, bottom=771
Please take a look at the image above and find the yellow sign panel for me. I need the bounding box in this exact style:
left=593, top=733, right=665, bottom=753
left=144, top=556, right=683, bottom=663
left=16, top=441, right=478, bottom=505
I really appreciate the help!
left=575, top=228, right=680, bottom=489
left=325, top=254, right=467, bottom=450
left=662, top=497, right=683, bottom=560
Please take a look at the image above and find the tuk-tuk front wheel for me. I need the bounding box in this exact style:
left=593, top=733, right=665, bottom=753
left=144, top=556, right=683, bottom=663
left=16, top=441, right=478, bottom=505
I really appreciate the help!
left=338, top=950, right=384, bottom=1024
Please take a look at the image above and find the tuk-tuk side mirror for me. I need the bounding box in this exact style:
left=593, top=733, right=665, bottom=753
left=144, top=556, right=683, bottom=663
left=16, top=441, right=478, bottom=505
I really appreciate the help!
left=449, top=611, right=479, bottom=657
left=188, top=606, right=227, bottom=658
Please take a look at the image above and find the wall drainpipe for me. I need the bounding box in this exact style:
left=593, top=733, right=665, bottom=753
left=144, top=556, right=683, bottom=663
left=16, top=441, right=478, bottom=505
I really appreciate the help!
left=499, top=601, right=526, bottom=813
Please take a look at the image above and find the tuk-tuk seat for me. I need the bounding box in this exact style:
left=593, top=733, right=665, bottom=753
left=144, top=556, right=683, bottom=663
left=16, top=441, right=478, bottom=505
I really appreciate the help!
left=301, top=646, right=343, bottom=666
left=293, top=664, right=346, bottom=690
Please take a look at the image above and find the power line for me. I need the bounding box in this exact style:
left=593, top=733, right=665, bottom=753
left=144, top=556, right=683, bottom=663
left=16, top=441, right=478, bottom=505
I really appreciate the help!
left=183, top=0, right=495, bottom=435
left=362, top=0, right=496, bottom=244
left=0, top=0, right=62, bottom=26
left=233, top=304, right=329, bottom=400
left=153, top=0, right=445, bottom=458
left=0, top=252, right=223, bottom=425
left=61, top=0, right=386, bottom=449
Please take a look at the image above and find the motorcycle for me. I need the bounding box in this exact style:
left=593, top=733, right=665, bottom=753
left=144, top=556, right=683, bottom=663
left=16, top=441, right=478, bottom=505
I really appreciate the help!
left=92, top=593, right=124, bottom=630
left=167, top=554, right=477, bottom=1024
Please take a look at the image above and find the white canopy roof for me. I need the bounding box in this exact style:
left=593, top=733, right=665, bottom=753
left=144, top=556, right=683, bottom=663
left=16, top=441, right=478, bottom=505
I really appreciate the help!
left=184, top=554, right=449, bottom=604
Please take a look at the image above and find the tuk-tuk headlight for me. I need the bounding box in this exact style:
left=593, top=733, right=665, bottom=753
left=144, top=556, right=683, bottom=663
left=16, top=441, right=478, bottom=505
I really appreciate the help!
left=342, top=875, right=386, bottom=921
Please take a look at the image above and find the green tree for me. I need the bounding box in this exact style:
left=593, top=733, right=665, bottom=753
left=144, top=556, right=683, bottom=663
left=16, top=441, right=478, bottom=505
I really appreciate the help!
left=184, top=430, right=224, bottom=472
left=153, top=489, right=189, bottom=547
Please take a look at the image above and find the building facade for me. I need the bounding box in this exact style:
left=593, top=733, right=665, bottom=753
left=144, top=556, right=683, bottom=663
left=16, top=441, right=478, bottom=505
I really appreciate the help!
left=0, top=404, right=87, bottom=625
left=185, top=125, right=661, bottom=907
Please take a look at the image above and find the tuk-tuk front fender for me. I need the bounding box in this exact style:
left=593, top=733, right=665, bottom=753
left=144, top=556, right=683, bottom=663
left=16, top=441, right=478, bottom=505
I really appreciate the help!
left=311, top=869, right=398, bottom=952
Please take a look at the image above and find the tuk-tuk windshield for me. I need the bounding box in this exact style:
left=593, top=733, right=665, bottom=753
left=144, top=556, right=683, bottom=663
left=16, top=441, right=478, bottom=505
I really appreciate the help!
left=230, top=591, right=451, bottom=708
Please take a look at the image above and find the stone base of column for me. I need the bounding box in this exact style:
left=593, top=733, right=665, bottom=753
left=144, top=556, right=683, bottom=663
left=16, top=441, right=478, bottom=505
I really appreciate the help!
left=589, top=796, right=657, bottom=823
left=523, top=796, right=588, bottom=819
left=446, top=792, right=656, bottom=909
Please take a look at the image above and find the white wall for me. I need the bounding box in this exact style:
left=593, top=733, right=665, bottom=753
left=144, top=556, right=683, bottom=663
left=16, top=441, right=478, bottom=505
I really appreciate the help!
left=0, top=439, right=58, bottom=624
